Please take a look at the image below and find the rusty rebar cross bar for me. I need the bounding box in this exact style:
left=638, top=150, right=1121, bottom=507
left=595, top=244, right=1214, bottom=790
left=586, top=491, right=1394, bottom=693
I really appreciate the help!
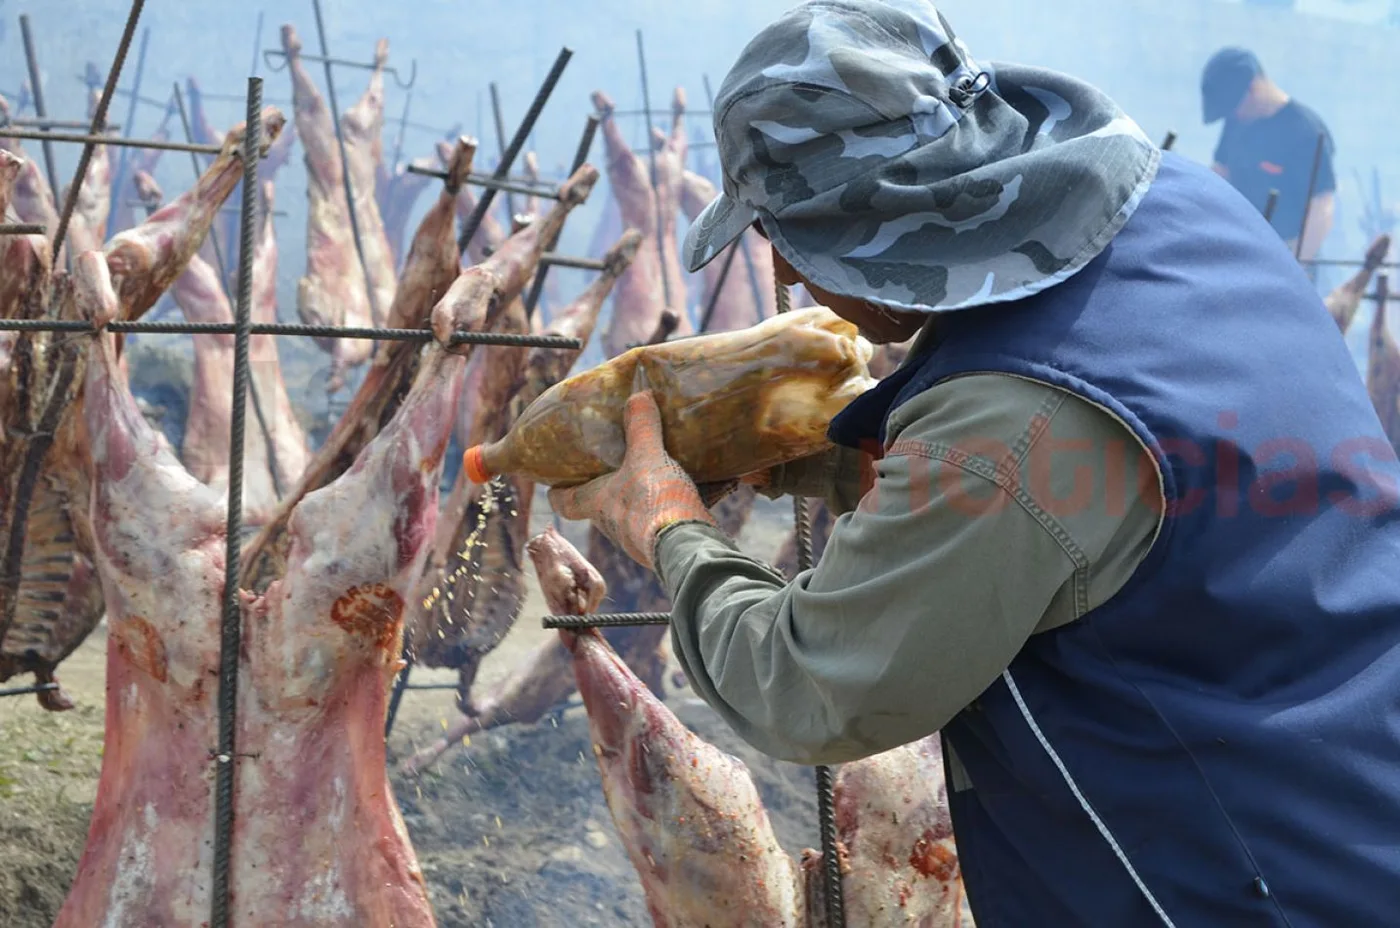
left=405, top=162, right=559, bottom=199
left=262, top=47, right=417, bottom=89
left=0, top=127, right=221, bottom=154
left=539, top=252, right=606, bottom=272
left=1, top=117, right=122, bottom=130
left=0, top=682, right=59, bottom=698
left=0, top=223, right=45, bottom=235
left=0, top=318, right=584, bottom=348
left=542, top=612, right=671, bottom=629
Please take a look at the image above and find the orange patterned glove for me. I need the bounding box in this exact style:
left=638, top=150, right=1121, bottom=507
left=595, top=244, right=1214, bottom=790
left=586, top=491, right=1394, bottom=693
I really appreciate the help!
left=548, top=392, right=717, bottom=570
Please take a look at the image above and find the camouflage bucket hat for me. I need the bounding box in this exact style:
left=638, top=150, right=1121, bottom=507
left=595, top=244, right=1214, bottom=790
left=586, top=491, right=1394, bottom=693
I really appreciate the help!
left=683, top=0, right=1161, bottom=312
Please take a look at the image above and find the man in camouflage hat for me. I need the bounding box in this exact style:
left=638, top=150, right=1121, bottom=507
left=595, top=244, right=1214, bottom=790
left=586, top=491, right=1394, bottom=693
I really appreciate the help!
left=552, top=1, right=1400, bottom=922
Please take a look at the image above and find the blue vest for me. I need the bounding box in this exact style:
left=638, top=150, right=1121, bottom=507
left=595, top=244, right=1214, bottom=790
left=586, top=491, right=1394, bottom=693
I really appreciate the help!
left=829, top=153, right=1400, bottom=926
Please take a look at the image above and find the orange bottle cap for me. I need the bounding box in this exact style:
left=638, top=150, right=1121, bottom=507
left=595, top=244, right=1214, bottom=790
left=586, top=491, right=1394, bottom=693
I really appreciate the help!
left=463, top=445, right=491, bottom=483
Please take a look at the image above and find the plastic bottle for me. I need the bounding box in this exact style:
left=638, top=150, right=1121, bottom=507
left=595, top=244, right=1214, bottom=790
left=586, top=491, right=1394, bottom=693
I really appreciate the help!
left=463, top=307, right=876, bottom=488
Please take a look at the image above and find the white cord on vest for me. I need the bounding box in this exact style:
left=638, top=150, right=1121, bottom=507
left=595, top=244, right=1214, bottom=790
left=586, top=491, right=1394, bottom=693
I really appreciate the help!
left=1002, top=669, right=1177, bottom=927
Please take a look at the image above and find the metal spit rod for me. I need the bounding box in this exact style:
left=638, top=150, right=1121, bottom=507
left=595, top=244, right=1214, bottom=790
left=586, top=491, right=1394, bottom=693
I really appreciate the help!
left=457, top=47, right=573, bottom=256
left=308, top=0, right=383, bottom=334
left=50, top=0, right=148, bottom=268
left=209, top=73, right=260, bottom=928
left=18, top=15, right=62, bottom=219
left=524, top=114, right=600, bottom=321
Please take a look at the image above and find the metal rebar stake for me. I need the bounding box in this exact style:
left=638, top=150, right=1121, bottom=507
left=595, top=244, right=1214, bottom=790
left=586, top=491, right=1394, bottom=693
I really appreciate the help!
left=105, top=25, right=150, bottom=239
left=1160, top=131, right=1176, bottom=151
left=390, top=85, right=414, bottom=175
left=457, top=47, right=572, bottom=256
left=524, top=115, right=600, bottom=321
left=384, top=652, right=415, bottom=739
left=1263, top=189, right=1280, bottom=225
left=1294, top=132, right=1326, bottom=262
left=310, top=0, right=381, bottom=327
left=699, top=241, right=742, bottom=333
left=50, top=0, right=146, bottom=267
left=18, top=15, right=61, bottom=224
left=489, top=82, right=518, bottom=220
left=777, top=273, right=845, bottom=924
left=635, top=30, right=673, bottom=315
left=210, top=75, right=260, bottom=928
left=701, top=74, right=766, bottom=322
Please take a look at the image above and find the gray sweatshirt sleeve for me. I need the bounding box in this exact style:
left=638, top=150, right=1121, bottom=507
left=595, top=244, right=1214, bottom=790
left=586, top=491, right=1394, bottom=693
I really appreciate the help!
left=654, top=372, right=1161, bottom=766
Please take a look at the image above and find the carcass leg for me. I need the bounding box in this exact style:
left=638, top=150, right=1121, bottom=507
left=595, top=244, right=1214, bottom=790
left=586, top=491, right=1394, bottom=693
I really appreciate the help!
left=55, top=253, right=229, bottom=927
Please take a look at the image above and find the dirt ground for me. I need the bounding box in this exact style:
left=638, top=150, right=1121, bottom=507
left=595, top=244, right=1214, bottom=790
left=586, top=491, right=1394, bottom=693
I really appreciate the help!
left=0, top=498, right=806, bottom=927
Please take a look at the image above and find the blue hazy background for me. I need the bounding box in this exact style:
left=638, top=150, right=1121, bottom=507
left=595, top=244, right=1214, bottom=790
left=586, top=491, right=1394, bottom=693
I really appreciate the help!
left=2, top=0, right=1397, bottom=370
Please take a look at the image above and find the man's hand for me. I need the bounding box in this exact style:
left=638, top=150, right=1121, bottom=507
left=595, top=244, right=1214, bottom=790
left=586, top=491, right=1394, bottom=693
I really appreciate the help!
left=549, top=392, right=717, bottom=569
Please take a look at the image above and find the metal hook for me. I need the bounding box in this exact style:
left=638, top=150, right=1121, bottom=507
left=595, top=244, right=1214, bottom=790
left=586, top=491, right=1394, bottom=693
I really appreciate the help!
left=262, top=48, right=415, bottom=89
left=392, top=58, right=417, bottom=90
left=261, top=48, right=290, bottom=73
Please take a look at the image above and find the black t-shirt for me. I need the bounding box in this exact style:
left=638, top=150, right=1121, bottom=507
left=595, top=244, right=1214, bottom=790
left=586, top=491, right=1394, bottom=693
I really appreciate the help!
left=1213, top=100, right=1336, bottom=241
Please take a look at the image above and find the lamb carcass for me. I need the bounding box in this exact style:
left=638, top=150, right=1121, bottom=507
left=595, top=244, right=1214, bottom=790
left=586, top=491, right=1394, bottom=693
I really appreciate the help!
left=679, top=168, right=775, bottom=331
left=1325, top=234, right=1391, bottom=333
left=169, top=179, right=296, bottom=528
left=378, top=155, right=435, bottom=270
left=281, top=23, right=375, bottom=390
left=0, top=112, right=283, bottom=709
left=53, top=246, right=497, bottom=927
left=553, top=537, right=802, bottom=926
left=0, top=95, right=61, bottom=250
left=593, top=87, right=692, bottom=354
left=249, top=180, right=311, bottom=492
left=438, top=137, right=506, bottom=267
left=107, top=124, right=172, bottom=238
left=105, top=109, right=285, bottom=320
left=408, top=225, right=643, bottom=692
left=239, top=156, right=598, bottom=593
left=0, top=150, right=83, bottom=710
left=399, top=229, right=642, bottom=774
left=802, top=738, right=968, bottom=927
left=1366, top=278, right=1400, bottom=450
left=340, top=38, right=399, bottom=324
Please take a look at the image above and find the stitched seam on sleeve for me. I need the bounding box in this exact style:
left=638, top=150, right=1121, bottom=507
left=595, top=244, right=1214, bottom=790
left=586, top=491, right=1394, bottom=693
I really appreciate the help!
left=888, top=436, right=1092, bottom=605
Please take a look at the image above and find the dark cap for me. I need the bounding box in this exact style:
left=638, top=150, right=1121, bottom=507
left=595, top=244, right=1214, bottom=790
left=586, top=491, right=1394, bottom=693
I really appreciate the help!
left=1202, top=47, right=1263, bottom=123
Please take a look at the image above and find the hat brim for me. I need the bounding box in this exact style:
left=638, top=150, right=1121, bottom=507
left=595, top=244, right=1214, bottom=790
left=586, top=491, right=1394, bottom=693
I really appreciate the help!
left=682, top=192, right=758, bottom=273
